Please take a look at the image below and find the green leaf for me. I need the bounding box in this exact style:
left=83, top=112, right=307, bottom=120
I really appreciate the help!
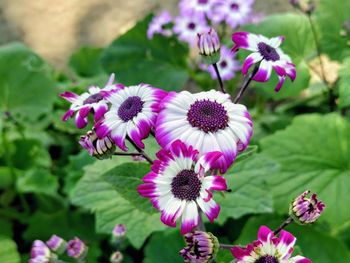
left=260, top=114, right=350, bottom=229
left=103, top=162, right=155, bottom=214
left=0, top=236, right=20, bottom=263
left=338, top=57, right=350, bottom=108
left=236, top=214, right=350, bottom=263
left=71, top=158, right=166, bottom=248
left=316, top=0, right=350, bottom=61
left=0, top=43, right=56, bottom=122
left=143, top=229, right=184, bottom=263
left=215, top=155, right=275, bottom=224
left=0, top=167, right=13, bottom=189
left=69, top=47, right=105, bottom=78
left=101, top=15, right=189, bottom=90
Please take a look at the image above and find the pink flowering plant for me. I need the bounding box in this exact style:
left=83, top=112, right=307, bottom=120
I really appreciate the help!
left=1, top=0, right=350, bottom=262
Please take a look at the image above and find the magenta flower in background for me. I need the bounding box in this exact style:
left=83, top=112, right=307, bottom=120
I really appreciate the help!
left=179, top=0, right=215, bottom=15
left=60, top=74, right=119, bottom=128
left=95, top=84, right=166, bottom=151
left=147, top=11, right=173, bottom=39
left=208, top=0, right=254, bottom=28
left=155, top=90, right=252, bottom=173
left=232, top=32, right=296, bottom=91
left=174, top=12, right=209, bottom=46
left=112, top=224, right=127, bottom=238
left=290, top=190, right=325, bottom=225
left=67, top=237, right=88, bottom=260
left=203, top=46, right=240, bottom=81
left=79, top=129, right=115, bottom=159
left=231, top=226, right=312, bottom=263
left=138, top=140, right=228, bottom=234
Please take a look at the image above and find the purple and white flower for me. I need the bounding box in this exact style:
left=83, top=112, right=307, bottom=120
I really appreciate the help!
left=202, top=46, right=240, bottom=81
left=95, top=84, right=166, bottom=151
left=232, top=32, right=296, bottom=92
left=290, top=190, right=325, bottom=225
left=180, top=231, right=219, bottom=263
left=174, top=13, right=209, bottom=46
left=207, top=0, right=254, bottom=28
left=179, top=0, right=215, bottom=16
left=46, top=235, right=67, bottom=254
left=138, top=140, right=228, bottom=234
left=30, top=240, right=51, bottom=263
left=231, top=226, right=312, bottom=263
left=155, top=90, right=252, bottom=173
left=79, top=129, right=115, bottom=159
left=147, top=11, right=173, bottom=39
left=67, top=237, right=88, bottom=260
left=60, top=74, right=119, bottom=128
left=197, top=28, right=221, bottom=58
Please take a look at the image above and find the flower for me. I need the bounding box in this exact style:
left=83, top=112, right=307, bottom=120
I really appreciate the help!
left=79, top=129, right=116, bottom=159
left=60, top=74, right=119, bottom=128
left=155, top=90, right=252, bottom=173
left=110, top=251, right=123, bottom=263
left=179, top=0, right=215, bottom=16
left=138, top=140, right=228, bottom=234
left=95, top=84, right=166, bottom=151
left=207, top=0, right=254, bottom=28
left=30, top=240, right=51, bottom=263
left=46, top=235, right=67, bottom=254
left=180, top=231, right=219, bottom=263
left=202, top=46, right=240, bottom=81
left=112, top=224, right=127, bottom=238
left=67, top=237, right=88, bottom=260
left=197, top=28, right=221, bottom=64
left=232, top=32, right=296, bottom=92
left=231, top=226, right=312, bottom=263
left=289, top=190, right=325, bottom=225
left=147, top=11, right=173, bottom=39
left=174, top=13, right=209, bottom=46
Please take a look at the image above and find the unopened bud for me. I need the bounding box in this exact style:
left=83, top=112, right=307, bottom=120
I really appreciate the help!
left=289, top=190, right=325, bottom=225
left=30, top=240, right=51, bottom=263
left=110, top=251, right=123, bottom=263
left=197, top=28, right=221, bottom=65
left=46, top=235, right=67, bottom=254
left=67, top=237, right=88, bottom=260
left=79, top=130, right=116, bottom=160
left=112, top=224, right=126, bottom=239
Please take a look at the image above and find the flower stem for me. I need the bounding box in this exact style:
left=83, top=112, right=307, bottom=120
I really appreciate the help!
left=234, top=65, right=259, bottom=103
left=273, top=217, right=293, bottom=235
left=197, top=211, right=206, bottom=231
left=212, top=63, right=226, bottom=94
left=126, top=137, right=153, bottom=165
left=219, top=244, right=234, bottom=250
left=113, top=152, right=144, bottom=157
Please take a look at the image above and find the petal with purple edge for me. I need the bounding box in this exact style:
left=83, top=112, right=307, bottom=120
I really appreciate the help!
left=257, top=226, right=273, bottom=243
left=137, top=183, right=158, bottom=198
left=196, top=198, right=220, bottom=222
left=93, top=103, right=108, bottom=122
left=160, top=198, right=185, bottom=227
left=194, top=151, right=223, bottom=174
left=180, top=201, right=199, bottom=234
left=242, top=52, right=262, bottom=75
left=232, top=32, right=259, bottom=52
left=278, top=230, right=296, bottom=257
left=75, top=113, right=88, bottom=129
left=290, top=256, right=312, bottom=263
left=202, top=176, right=227, bottom=191
left=275, top=76, right=286, bottom=92
left=269, top=36, right=285, bottom=48
left=230, top=246, right=253, bottom=260
left=253, top=60, right=272, bottom=82
left=79, top=106, right=91, bottom=118
left=62, top=109, right=75, bottom=121
left=60, top=91, right=79, bottom=103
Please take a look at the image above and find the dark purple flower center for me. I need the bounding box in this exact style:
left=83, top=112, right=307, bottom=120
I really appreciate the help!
left=198, top=0, right=208, bottom=4
left=258, top=42, right=280, bottom=61
left=255, top=256, right=279, bottom=263
left=230, top=3, right=239, bottom=10
left=187, top=99, right=229, bottom=133
left=118, top=96, right=143, bottom=122
left=83, top=93, right=103, bottom=104
left=220, top=60, right=228, bottom=69
left=171, top=170, right=201, bottom=201
left=188, top=22, right=196, bottom=30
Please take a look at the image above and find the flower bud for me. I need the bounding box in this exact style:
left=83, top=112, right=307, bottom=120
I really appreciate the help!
left=179, top=231, right=219, bottom=263
left=110, top=251, right=123, bottom=263
left=67, top=237, right=88, bottom=260
left=289, top=190, right=325, bottom=225
left=197, top=28, right=221, bottom=65
left=30, top=240, right=52, bottom=263
left=112, top=224, right=126, bottom=239
left=79, top=129, right=116, bottom=160
left=46, top=235, right=67, bottom=254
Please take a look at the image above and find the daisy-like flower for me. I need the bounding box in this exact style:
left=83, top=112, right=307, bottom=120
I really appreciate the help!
left=147, top=11, right=173, bottom=39
left=155, top=90, right=252, bottom=173
left=179, top=0, right=216, bottom=16
left=60, top=74, right=119, bottom=128
left=137, top=140, right=228, bottom=234
left=202, top=46, right=240, bottom=81
left=207, top=0, right=254, bottom=28
left=95, top=84, right=166, bottom=151
left=289, top=190, right=325, bottom=225
left=232, top=32, right=296, bottom=92
left=231, top=226, right=312, bottom=263
left=174, top=13, right=209, bottom=46
left=79, top=129, right=116, bottom=159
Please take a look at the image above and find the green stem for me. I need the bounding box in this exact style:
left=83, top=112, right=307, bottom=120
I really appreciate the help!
left=212, top=63, right=226, bottom=94
left=273, top=217, right=293, bottom=235
left=234, top=65, right=259, bottom=103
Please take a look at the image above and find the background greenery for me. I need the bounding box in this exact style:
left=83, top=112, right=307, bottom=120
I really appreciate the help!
left=1, top=0, right=350, bottom=262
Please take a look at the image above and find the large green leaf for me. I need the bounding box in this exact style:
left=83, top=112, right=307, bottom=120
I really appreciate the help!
left=215, top=155, right=275, bottom=224
left=0, top=236, right=20, bottom=263
left=260, top=114, right=350, bottom=229
left=101, top=15, right=189, bottom=90
left=338, top=57, right=350, bottom=108
left=316, top=0, right=350, bottom=61
left=236, top=215, right=350, bottom=263
left=70, top=158, right=166, bottom=249
left=0, top=43, right=56, bottom=122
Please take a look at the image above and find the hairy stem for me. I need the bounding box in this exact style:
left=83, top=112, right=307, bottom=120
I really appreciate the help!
left=234, top=65, right=259, bottom=103
left=273, top=217, right=293, bottom=235
left=219, top=244, right=234, bottom=250
left=126, top=137, right=153, bottom=165
left=212, top=63, right=226, bottom=94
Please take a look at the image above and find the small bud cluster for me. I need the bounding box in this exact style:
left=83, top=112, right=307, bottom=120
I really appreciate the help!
left=110, top=224, right=127, bottom=263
